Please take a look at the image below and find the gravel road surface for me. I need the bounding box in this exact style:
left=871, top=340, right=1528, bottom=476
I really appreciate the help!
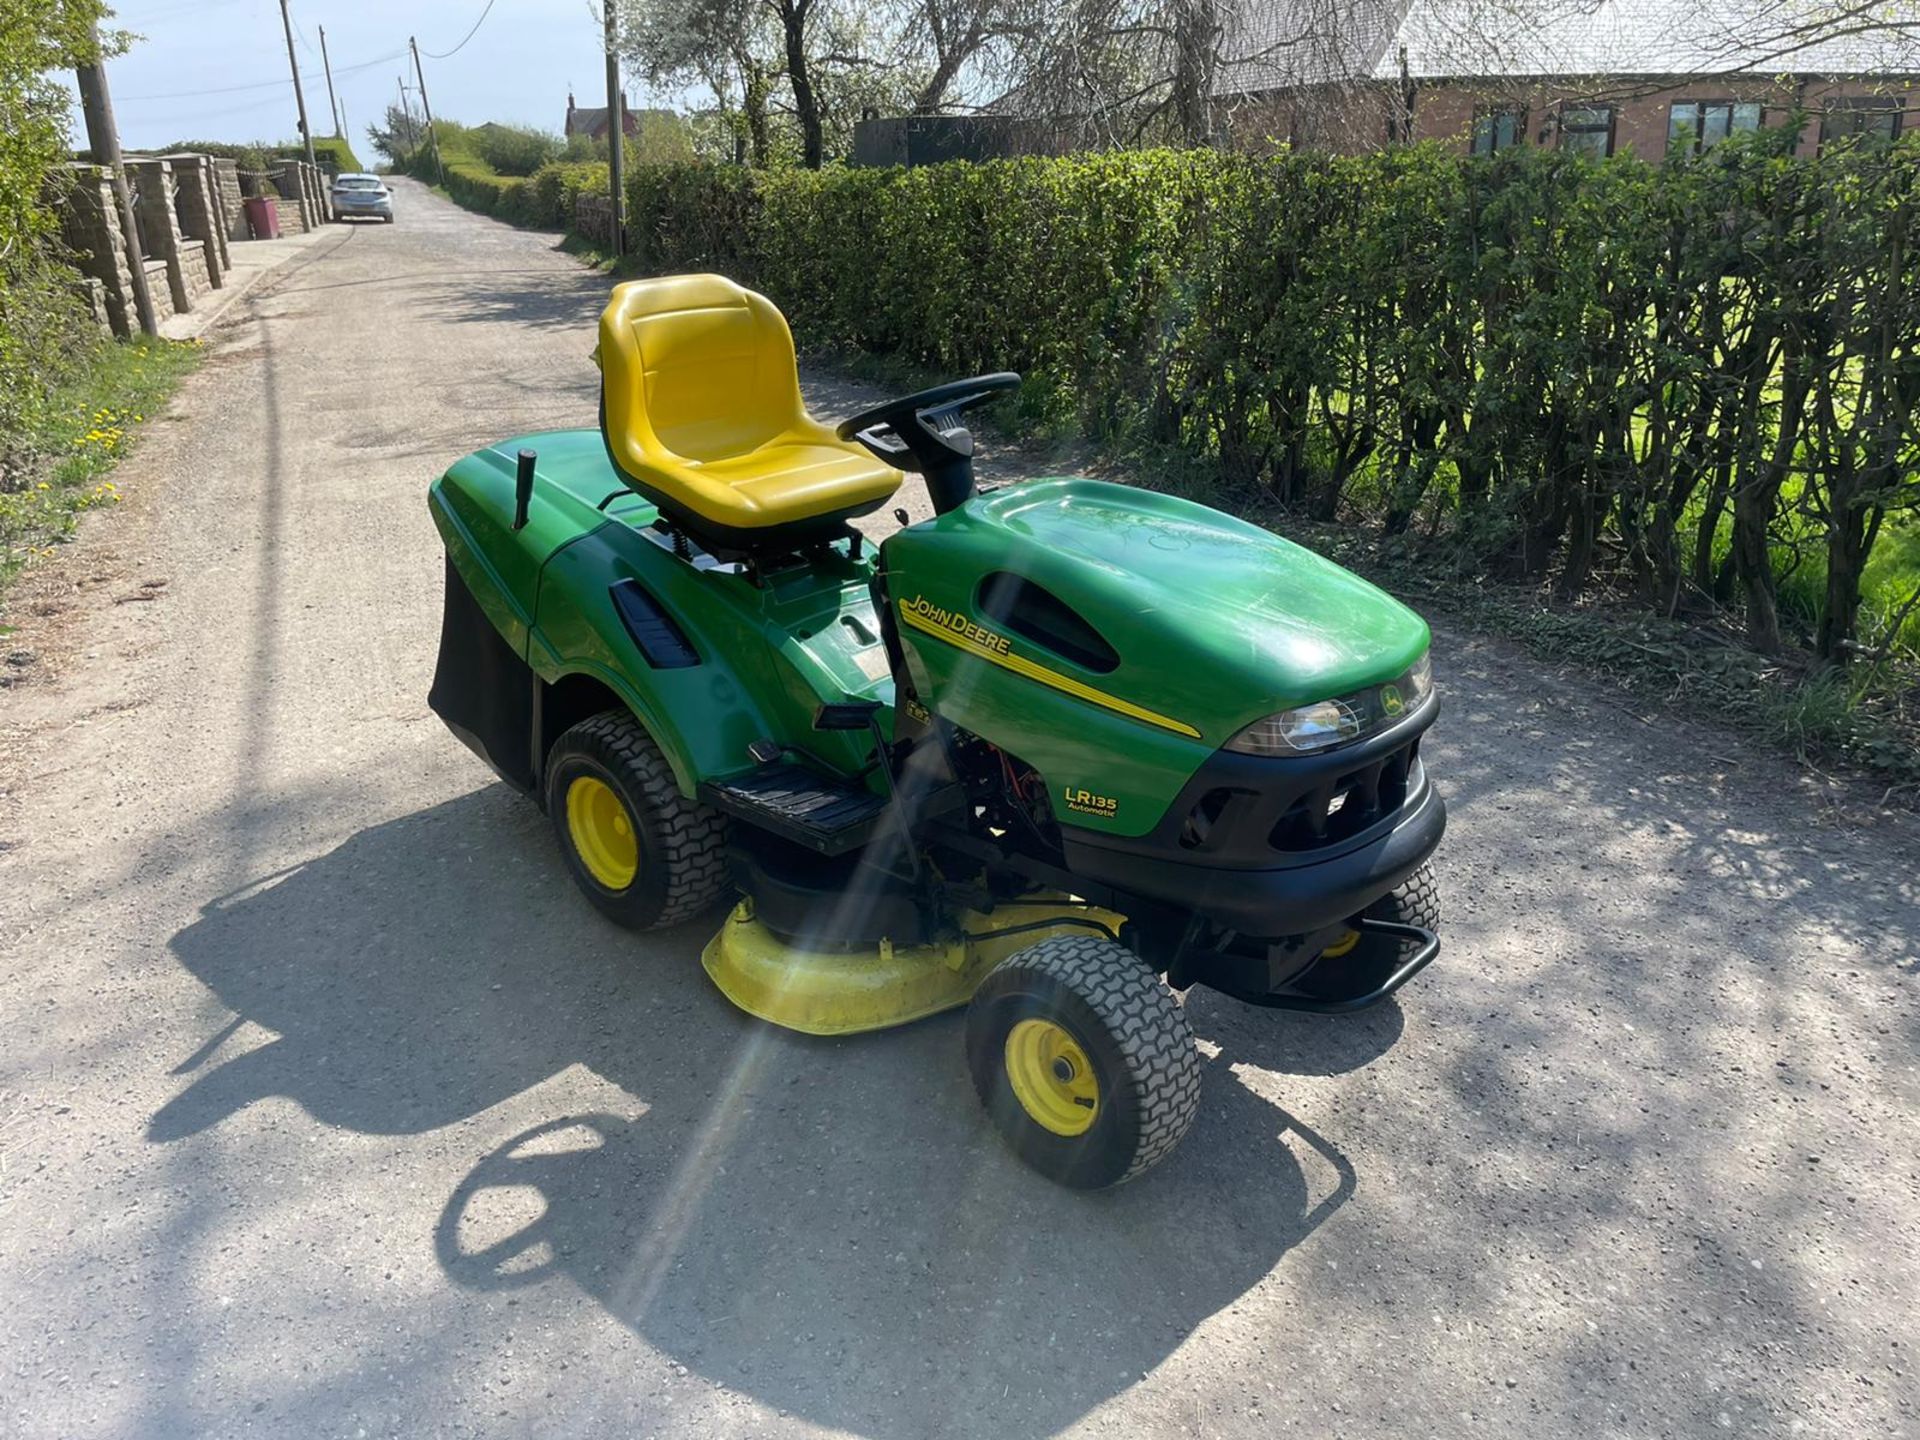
left=1, top=178, right=1916, bottom=1440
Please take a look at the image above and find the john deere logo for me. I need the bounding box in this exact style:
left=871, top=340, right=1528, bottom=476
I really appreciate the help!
left=901, top=595, right=1011, bottom=656
left=1380, top=683, right=1405, bottom=718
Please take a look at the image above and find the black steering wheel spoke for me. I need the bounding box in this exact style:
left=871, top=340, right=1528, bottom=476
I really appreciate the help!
left=836, top=372, right=1020, bottom=476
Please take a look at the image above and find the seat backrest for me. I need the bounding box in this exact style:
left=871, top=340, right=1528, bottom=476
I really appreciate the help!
left=598, top=274, right=804, bottom=469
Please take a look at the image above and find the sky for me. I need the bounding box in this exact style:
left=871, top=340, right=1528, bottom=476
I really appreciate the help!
left=64, top=0, right=649, bottom=155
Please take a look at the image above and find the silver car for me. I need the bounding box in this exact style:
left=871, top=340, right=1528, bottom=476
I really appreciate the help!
left=331, top=173, right=394, bottom=223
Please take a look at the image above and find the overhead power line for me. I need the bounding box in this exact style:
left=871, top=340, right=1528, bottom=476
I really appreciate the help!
left=127, top=89, right=315, bottom=124
left=423, top=0, right=499, bottom=59
left=120, top=50, right=404, bottom=102
left=291, top=14, right=322, bottom=63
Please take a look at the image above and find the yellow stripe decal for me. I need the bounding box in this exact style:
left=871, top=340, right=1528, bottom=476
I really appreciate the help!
left=899, top=605, right=1203, bottom=739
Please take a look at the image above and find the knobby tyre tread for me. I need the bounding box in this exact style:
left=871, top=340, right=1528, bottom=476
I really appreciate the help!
left=546, top=711, right=729, bottom=930
left=967, top=934, right=1201, bottom=1188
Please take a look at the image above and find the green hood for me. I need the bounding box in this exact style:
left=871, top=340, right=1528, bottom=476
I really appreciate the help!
left=912, top=478, right=1430, bottom=735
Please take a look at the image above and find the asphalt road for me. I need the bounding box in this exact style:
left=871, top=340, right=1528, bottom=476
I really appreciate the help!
left=1, top=177, right=1916, bottom=1440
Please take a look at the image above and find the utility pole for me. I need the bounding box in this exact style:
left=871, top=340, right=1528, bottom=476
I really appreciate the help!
left=603, top=0, right=624, bottom=258
left=409, top=37, right=443, bottom=183
left=396, top=76, right=412, bottom=157
left=73, top=28, right=157, bottom=337
left=318, top=24, right=341, bottom=138
left=277, top=0, right=317, bottom=165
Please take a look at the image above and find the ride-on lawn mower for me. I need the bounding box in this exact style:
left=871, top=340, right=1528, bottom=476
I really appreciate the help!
left=428, top=274, right=1445, bottom=1188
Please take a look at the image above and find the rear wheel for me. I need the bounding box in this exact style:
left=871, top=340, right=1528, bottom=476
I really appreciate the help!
left=544, top=711, right=728, bottom=930
left=965, top=935, right=1201, bottom=1188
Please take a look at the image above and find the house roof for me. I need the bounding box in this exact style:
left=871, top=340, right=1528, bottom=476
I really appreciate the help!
left=1217, top=0, right=1920, bottom=94
left=1216, top=1, right=1406, bottom=93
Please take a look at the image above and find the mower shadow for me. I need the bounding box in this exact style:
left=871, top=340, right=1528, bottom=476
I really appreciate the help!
left=160, top=786, right=1369, bottom=1439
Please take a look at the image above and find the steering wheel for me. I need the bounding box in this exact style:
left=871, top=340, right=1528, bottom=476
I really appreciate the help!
left=835, top=373, right=1020, bottom=474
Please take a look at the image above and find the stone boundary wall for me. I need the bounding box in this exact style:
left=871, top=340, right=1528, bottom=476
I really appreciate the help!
left=212, top=158, right=247, bottom=241
left=127, top=158, right=194, bottom=316
left=54, top=165, right=143, bottom=336
left=49, top=153, right=332, bottom=334
left=166, top=153, right=228, bottom=282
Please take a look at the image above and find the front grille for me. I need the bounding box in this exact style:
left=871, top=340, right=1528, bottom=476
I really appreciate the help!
left=1268, top=736, right=1419, bottom=853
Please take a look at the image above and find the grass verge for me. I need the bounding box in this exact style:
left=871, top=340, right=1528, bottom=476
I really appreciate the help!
left=1, top=335, right=202, bottom=609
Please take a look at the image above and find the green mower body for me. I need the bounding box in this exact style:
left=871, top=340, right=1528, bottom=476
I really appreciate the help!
left=430, top=425, right=1443, bottom=981
left=426, top=274, right=1446, bottom=1188
left=431, top=430, right=1430, bottom=833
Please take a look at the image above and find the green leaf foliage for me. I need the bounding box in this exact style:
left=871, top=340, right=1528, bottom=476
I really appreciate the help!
left=1, top=0, right=108, bottom=468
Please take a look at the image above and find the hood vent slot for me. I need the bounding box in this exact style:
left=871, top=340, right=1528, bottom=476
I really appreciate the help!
left=975, top=572, right=1120, bottom=674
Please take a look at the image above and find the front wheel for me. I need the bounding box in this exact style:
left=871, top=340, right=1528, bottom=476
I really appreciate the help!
left=965, top=935, right=1201, bottom=1188
left=544, top=711, right=728, bottom=930
left=1317, top=859, right=1441, bottom=966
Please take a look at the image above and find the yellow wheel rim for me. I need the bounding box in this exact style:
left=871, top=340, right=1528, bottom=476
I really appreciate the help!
left=566, top=776, right=638, bottom=890
left=1320, top=928, right=1362, bottom=959
left=1004, top=1018, right=1100, bottom=1136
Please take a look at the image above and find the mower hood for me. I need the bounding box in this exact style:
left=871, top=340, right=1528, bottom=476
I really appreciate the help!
left=891, top=478, right=1431, bottom=746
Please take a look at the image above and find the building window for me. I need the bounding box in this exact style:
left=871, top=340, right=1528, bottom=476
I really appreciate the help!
left=1821, top=98, right=1902, bottom=149
left=1560, top=105, right=1614, bottom=158
left=1667, top=101, right=1763, bottom=154
left=1471, top=107, right=1525, bottom=156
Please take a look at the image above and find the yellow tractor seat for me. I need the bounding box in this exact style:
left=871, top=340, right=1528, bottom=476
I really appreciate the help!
left=596, top=274, right=902, bottom=550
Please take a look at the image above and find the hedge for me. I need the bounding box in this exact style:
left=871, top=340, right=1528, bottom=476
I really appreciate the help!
left=1, top=1, right=106, bottom=469
left=618, top=142, right=1920, bottom=662
left=468, top=123, right=562, bottom=177
left=308, top=136, right=363, bottom=174
left=396, top=134, right=606, bottom=231
left=165, top=136, right=360, bottom=175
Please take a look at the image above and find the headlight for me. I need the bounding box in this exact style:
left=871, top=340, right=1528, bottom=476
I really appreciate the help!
left=1225, top=651, right=1433, bottom=756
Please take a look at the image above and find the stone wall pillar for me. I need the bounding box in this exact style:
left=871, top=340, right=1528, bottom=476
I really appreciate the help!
left=307, top=162, right=331, bottom=223
left=268, top=196, right=305, bottom=234
left=163, top=153, right=225, bottom=286
left=273, top=159, right=314, bottom=228
left=212, top=158, right=247, bottom=241
left=127, top=158, right=192, bottom=314
left=52, top=163, right=139, bottom=337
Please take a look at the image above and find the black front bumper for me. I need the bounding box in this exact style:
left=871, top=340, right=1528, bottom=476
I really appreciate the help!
left=1060, top=696, right=1446, bottom=939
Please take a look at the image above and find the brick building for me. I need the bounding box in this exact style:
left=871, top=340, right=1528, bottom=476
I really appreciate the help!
left=1216, top=0, right=1919, bottom=159
left=564, top=91, right=641, bottom=142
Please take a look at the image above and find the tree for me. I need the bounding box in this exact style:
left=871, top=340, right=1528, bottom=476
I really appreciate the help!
left=972, top=0, right=1240, bottom=147
left=774, top=0, right=825, bottom=166
left=366, top=102, right=426, bottom=163
left=619, top=0, right=782, bottom=166
left=620, top=0, right=919, bottom=167
left=901, top=0, right=1012, bottom=112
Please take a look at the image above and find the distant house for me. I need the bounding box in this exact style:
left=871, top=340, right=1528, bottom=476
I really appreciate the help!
left=565, top=91, right=640, bottom=142
left=1216, top=0, right=1919, bottom=159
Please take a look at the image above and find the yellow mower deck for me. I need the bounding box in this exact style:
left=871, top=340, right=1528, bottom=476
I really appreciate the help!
left=701, top=898, right=1128, bottom=1036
